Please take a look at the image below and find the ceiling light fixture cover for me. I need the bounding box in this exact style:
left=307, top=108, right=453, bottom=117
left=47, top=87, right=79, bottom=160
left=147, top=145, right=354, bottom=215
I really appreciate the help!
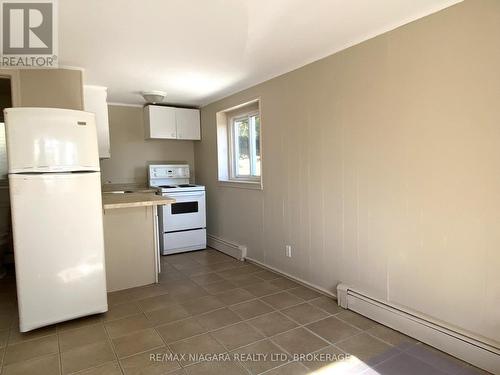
left=141, top=90, right=166, bottom=104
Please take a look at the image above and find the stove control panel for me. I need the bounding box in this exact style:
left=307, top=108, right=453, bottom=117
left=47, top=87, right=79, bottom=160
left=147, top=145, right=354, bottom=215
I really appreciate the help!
left=149, top=164, right=190, bottom=180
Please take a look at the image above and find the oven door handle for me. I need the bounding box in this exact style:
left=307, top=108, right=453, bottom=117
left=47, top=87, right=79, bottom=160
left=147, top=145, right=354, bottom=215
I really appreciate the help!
left=165, top=192, right=205, bottom=199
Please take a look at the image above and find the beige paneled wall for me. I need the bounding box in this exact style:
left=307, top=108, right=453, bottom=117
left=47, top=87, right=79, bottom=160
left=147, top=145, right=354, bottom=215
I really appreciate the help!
left=19, top=69, right=84, bottom=110
left=100, top=105, right=195, bottom=185
left=195, top=0, right=500, bottom=345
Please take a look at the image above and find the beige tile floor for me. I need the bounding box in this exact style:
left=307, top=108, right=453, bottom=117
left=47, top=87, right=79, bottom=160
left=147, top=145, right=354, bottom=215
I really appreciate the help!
left=0, top=248, right=490, bottom=375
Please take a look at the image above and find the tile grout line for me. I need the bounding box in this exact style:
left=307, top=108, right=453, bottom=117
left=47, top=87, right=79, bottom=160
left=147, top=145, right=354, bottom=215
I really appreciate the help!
left=0, top=344, right=5, bottom=374
left=154, top=328, right=182, bottom=373
left=0, top=323, right=13, bottom=373
left=56, top=323, right=63, bottom=375
left=259, top=360, right=307, bottom=374
left=357, top=346, right=404, bottom=374
left=61, top=320, right=118, bottom=375
left=306, top=296, right=343, bottom=314
left=391, top=341, right=474, bottom=375
left=362, top=326, right=416, bottom=348
left=259, top=319, right=330, bottom=356
left=2, top=328, right=61, bottom=372
left=144, top=310, right=183, bottom=372
left=299, top=343, right=346, bottom=372
left=102, top=316, right=127, bottom=375
left=332, top=314, right=381, bottom=334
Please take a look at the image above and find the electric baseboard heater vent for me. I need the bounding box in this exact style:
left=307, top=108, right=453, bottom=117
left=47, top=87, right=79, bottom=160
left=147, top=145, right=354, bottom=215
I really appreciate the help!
left=207, top=234, right=247, bottom=261
left=336, top=284, right=500, bottom=374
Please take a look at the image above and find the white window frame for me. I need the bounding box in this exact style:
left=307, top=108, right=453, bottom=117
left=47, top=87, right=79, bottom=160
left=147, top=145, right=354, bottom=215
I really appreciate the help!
left=228, top=110, right=260, bottom=182
left=216, top=98, right=262, bottom=190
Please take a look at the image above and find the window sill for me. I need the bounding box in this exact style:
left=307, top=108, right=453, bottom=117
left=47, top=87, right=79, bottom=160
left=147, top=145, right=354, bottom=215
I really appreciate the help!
left=218, top=180, right=263, bottom=190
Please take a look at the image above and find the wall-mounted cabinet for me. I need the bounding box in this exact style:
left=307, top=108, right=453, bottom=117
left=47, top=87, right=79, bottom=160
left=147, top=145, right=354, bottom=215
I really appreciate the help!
left=144, top=105, right=176, bottom=139
left=83, top=85, right=111, bottom=159
left=175, top=107, right=201, bottom=140
left=144, top=105, right=200, bottom=140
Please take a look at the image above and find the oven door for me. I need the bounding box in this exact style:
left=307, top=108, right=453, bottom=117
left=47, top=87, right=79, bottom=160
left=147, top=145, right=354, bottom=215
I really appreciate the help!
left=161, top=191, right=206, bottom=232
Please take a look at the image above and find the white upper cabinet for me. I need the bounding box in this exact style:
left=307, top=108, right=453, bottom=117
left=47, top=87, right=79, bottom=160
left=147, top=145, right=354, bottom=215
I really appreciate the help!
left=175, top=107, right=200, bottom=140
left=144, top=105, right=177, bottom=139
left=83, top=85, right=110, bottom=158
left=144, top=105, right=200, bottom=140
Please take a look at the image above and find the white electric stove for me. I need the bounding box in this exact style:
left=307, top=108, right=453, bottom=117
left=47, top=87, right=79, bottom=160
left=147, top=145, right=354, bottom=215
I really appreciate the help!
left=149, top=164, right=206, bottom=255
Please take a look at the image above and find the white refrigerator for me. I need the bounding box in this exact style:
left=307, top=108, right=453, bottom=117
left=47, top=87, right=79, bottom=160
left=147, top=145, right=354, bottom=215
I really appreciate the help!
left=5, top=107, right=108, bottom=332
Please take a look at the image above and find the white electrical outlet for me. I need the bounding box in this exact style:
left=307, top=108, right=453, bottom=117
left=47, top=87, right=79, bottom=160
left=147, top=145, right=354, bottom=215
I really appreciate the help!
left=285, top=245, right=292, bottom=258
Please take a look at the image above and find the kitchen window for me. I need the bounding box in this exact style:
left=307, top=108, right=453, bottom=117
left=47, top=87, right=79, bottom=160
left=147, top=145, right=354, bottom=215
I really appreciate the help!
left=230, top=112, right=260, bottom=180
left=216, top=99, right=262, bottom=189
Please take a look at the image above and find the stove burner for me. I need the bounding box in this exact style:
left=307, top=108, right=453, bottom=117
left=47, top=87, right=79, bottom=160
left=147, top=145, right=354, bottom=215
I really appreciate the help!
left=158, top=185, right=177, bottom=188
left=178, top=184, right=197, bottom=188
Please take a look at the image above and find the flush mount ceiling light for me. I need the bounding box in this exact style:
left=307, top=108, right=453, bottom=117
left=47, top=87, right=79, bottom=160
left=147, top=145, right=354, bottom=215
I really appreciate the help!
left=141, top=90, right=166, bottom=104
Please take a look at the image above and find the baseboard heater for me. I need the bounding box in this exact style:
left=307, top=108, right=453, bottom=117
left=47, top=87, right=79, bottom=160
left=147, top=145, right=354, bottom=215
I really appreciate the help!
left=337, top=284, right=500, bottom=374
left=207, top=234, right=247, bottom=261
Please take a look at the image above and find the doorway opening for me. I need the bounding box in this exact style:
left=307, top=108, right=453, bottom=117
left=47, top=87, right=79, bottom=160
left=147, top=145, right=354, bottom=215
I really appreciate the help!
left=0, top=77, right=12, bottom=278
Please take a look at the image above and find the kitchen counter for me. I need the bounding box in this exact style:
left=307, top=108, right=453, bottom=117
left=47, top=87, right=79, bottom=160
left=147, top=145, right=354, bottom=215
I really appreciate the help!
left=102, top=192, right=175, bottom=209
left=101, top=183, right=156, bottom=193
left=101, top=192, right=174, bottom=292
left=101, top=183, right=157, bottom=194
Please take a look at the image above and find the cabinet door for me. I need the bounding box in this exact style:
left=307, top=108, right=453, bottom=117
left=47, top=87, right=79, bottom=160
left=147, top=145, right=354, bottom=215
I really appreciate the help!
left=175, top=108, right=200, bottom=140
left=83, top=85, right=110, bottom=158
left=145, top=106, right=177, bottom=139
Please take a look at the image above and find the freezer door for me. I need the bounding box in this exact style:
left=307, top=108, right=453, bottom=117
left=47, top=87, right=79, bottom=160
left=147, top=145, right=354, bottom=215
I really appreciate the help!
left=5, top=108, right=99, bottom=173
left=9, top=172, right=107, bottom=332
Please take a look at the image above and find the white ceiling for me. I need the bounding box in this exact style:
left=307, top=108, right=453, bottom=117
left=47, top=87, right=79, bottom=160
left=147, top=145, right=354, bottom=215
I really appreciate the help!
left=59, top=0, right=462, bottom=107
